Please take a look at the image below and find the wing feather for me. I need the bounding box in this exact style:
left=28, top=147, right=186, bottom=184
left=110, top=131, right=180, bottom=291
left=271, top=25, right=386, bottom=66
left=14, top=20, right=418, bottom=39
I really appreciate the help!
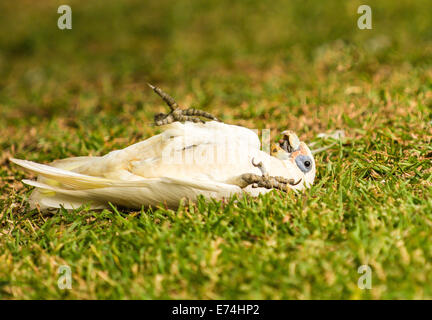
left=11, top=121, right=299, bottom=211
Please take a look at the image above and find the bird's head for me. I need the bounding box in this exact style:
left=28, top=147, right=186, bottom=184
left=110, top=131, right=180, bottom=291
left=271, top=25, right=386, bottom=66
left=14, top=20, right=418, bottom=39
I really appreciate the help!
left=271, top=130, right=316, bottom=188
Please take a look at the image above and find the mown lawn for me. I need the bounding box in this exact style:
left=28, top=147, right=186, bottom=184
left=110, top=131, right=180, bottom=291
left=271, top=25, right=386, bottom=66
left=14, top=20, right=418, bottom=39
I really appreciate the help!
left=0, top=0, right=431, bottom=299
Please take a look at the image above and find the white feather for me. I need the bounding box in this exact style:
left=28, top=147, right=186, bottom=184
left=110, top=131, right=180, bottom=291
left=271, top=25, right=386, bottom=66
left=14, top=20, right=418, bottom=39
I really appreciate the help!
left=11, top=121, right=312, bottom=211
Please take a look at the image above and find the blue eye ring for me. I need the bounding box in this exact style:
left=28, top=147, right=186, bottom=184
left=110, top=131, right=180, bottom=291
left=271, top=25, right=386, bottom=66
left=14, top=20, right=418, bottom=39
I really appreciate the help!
left=295, top=155, right=313, bottom=173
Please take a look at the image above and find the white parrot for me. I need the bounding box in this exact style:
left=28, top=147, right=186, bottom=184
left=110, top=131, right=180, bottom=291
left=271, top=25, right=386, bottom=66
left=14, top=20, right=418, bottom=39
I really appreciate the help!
left=10, top=85, right=316, bottom=211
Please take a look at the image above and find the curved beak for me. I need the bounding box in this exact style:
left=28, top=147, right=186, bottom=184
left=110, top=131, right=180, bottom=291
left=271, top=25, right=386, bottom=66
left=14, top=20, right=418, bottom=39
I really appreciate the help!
left=280, top=130, right=301, bottom=153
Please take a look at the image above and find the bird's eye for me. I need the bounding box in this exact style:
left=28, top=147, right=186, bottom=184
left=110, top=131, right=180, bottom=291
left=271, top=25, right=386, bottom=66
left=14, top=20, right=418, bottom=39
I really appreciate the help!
left=295, top=155, right=313, bottom=173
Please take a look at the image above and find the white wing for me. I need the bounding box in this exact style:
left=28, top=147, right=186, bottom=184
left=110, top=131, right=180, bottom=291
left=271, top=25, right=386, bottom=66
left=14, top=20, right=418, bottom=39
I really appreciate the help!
left=11, top=158, right=242, bottom=210
left=11, top=121, right=303, bottom=210
left=71, top=121, right=299, bottom=183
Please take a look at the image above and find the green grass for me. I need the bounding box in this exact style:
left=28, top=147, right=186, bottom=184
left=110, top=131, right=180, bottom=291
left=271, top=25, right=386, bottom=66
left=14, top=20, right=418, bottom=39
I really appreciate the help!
left=1, top=0, right=432, bottom=299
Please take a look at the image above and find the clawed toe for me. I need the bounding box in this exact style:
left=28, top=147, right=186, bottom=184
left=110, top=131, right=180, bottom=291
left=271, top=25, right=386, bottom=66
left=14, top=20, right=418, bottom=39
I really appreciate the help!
left=241, top=158, right=302, bottom=192
left=149, top=84, right=219, bottom=126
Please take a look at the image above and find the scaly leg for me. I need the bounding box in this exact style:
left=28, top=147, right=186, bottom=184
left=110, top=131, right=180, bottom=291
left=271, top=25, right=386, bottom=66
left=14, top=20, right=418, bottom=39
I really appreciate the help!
left=240, top=158, right=302, bottom=192
left=148, top=84, right=219, bottom=125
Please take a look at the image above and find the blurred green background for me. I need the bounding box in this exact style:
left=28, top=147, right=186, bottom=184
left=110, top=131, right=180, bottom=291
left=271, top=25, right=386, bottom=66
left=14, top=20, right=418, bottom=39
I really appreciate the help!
left=1, top=0, right=431, bottom=128
left=1, top=0, right=432, bottom=299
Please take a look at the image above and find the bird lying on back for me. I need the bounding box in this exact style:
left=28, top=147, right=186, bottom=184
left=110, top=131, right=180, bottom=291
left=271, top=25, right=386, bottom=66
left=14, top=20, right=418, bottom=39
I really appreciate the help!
left=11, top=85, right=316, bottom=211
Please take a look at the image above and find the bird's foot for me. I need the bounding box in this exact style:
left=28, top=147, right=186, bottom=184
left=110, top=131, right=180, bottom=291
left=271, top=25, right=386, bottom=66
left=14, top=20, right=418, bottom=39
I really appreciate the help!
left=154, top=107, right=219, bottom=126
left=148, top=84, right=219, bottom=126
left=241, top=158, right=302, bottom=192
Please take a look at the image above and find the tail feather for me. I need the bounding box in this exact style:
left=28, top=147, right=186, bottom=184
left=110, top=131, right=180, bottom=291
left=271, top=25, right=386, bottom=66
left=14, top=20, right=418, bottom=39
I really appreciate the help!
left=11, top=158, right=242, bottom=211
left=28, top=187, right=109, bottom=211
left=47, top=156, right=98, bottom=170
left=10, top=158, right=114, bottom=189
